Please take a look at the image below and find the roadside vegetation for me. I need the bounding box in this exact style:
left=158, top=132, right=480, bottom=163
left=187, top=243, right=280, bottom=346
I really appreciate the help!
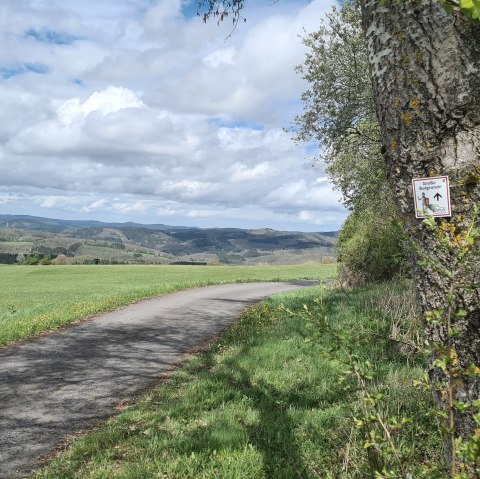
left=11, top=0, right=480, bottom=476
left=293, top=1, right=408, bottom=287
left=31, top=281, right=443, bottom=479
left=294, top=2, right=480, bottom=474
left=0, top=263, right=335, bottom=348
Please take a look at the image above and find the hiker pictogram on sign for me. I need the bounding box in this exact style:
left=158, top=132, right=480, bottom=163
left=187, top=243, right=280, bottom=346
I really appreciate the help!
left=412, top=176, right=451, bottom=218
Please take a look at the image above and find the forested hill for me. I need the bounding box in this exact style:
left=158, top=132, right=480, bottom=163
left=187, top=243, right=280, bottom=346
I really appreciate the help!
left=0, top=214, right=191, bottom=233
left=0, top=214, right=337, bottom=265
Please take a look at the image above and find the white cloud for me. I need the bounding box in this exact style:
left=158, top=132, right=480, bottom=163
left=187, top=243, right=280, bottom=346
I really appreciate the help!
left=230, top=162, right=275, bottom=183
left=187, top=209, right=217, bottom=218
left=77, top=85, right=145, bottom=117
left=112, top=201, right=147, bottom=214
left=82, top=198, right=108, bottom=212
left=298, top=210, right=314, bottom=222
left=0, top=0, right=345, bottom=232
left=203, top=47, right=236, bottom=69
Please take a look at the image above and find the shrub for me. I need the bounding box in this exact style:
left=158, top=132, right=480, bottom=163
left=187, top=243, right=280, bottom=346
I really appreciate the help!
left=25, top=255, right=40, bottom=265
left=52, top=254, right=68, bottom=265
left=337, top=206, right=408, bottom=283
left=321, top=255, right=336, bottom=264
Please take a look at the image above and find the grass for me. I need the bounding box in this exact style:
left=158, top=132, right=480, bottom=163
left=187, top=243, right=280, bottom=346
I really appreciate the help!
left=0, top=263, right=335, bottom=347
left=30, top=280, right=444, bottom=479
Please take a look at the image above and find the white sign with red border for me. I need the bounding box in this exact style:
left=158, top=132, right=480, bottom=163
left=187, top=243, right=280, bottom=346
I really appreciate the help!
left=412, top=176, right=451, bottom=218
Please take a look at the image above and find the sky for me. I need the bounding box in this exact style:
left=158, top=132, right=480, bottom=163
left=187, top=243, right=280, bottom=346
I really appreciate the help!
left=0, top=0, right=347, bottom=232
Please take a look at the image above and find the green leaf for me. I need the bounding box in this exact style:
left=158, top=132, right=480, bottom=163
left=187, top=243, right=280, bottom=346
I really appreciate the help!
left=460, top=0, right=480, bottom=19
left=449, top=326, right=463, bottom=338
left=441, top=269, right=453, bottom=279
left=453, top=400, right=470, bottom=413
left=422, top=216, right=437, bottom=230
left=433, top=357, right=448, bottom=371
left=444, top=3, right=454, bottom=14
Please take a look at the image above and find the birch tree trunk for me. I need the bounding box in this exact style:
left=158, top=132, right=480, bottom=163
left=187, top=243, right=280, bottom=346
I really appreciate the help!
left=361, top=0, right=480, bottom=472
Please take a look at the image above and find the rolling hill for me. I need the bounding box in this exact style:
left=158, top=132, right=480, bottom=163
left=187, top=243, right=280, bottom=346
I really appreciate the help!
left=0, top=214, right=337, bottom=265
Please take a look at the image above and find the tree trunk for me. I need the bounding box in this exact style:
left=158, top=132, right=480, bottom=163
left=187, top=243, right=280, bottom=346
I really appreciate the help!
left=360, top=0, right=480, bottom=473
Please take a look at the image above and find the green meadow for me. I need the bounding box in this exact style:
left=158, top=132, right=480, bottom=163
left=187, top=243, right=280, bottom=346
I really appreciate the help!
left=0, top=263, right=335, bottom=347
left=31, top=282, right=443, bottom=479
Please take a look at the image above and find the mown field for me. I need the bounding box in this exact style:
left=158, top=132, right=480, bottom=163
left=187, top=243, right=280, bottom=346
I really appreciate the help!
left=0, top=263, right=335, bottom=347
left=31, top=281, right=444, bottom=479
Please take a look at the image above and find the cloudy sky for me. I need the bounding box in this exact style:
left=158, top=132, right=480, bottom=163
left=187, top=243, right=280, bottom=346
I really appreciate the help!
left=0, top=0, right=347, bottom=232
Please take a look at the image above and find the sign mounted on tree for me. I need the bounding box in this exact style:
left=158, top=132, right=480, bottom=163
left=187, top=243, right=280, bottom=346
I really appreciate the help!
left=412, top=176, right=452, bottom=218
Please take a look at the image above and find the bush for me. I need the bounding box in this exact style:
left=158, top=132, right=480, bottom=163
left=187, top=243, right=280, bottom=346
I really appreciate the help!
left=25, top=255, right=40, bottom=265
left=321, top=256, right=336, bottom=264
left=337, top=206, right=408, bottom=283
left=52, top=254, right=68, bottom=265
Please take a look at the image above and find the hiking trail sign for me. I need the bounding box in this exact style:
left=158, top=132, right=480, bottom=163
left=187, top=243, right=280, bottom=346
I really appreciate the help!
left=412, top=176, right=451, bottom=218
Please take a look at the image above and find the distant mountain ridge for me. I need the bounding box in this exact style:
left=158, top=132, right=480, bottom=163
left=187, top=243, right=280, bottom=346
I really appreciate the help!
left=0, top=214, right=193, bottom=233
left=0, top=214, right=337, bottom=265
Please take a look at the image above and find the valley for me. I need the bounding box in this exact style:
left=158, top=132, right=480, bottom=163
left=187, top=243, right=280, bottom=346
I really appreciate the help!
left=0, top=214, right=337, bottom=265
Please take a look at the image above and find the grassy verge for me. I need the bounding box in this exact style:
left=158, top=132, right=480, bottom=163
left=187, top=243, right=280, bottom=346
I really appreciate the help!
left=31, top=281, right=443, bottom=479
left=0, top=264, right=335, bottom=347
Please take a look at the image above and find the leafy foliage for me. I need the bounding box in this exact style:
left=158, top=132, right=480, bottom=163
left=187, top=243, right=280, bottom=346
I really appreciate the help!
left=292, top=1, right=388, bottom=212
left=337, top=206, right=408, bottom=283
left=195, top=1, right=480, bottom=39
left=440, top=0, right=480, bottom=19
left=460, top=0, right=480, bottom=19
left=293, top=0, right=407, bottom=282
left=415, top=211, right=480, bottom=478
left=196, top=0, right=246, bottom=26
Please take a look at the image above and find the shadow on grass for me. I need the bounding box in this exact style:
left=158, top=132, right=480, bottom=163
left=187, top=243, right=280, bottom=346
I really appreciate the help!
left=229, top=368, right=316, bottom=478
left=169, top=344, right=322, bottom=479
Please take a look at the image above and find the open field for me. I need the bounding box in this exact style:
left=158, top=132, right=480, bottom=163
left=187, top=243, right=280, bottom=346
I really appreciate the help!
left=0, top=263, right=336, bottom=347
left=30, top=281, right=443, bottom=479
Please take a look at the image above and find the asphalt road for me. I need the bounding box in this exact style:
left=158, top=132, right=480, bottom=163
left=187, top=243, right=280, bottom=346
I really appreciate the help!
left=0, top=281, right=315, bottom=479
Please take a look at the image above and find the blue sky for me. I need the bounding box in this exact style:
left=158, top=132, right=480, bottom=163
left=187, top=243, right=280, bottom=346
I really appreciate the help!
left=0, top=63, right=50, bottom=79
left=0, top=0, right=346, bottom=231
left=24, top=28, right=81, bottom=45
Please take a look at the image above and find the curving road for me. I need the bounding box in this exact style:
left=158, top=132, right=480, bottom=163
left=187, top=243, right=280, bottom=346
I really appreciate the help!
left=0, top=281, right=315, bottom=479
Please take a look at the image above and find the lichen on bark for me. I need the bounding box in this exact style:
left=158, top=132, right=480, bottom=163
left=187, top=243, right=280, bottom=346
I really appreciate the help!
left=361, top=0, right=480, bottom=472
